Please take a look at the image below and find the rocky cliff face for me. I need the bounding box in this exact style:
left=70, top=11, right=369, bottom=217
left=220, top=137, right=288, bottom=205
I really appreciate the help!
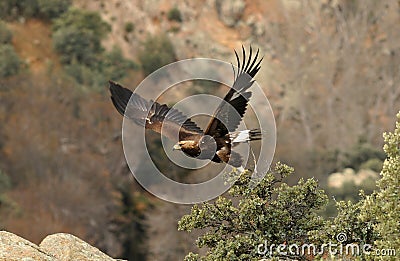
left=0, top=231, right=125, bottom=261
left=73, top=0, right=272, bottom=60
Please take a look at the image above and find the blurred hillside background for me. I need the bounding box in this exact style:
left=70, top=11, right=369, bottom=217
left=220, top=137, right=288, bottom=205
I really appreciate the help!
left=0, top=0, right=399, bottom=260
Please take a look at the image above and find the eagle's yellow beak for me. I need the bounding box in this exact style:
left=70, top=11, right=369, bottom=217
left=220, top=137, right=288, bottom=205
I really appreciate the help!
left=173, top=143, right=181, bottom=150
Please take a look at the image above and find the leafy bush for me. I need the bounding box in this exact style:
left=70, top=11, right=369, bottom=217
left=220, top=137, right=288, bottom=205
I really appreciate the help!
left=342, top=138, right=385, bottom=171
left=53, top=26, right=98, bottom=65
left=100, top=46, right=137, bottom=80
left=0, top=44, right=21, bottom=77
left=65, top=47, right=136, bottom=90
left=0, top=0, right=70, bottom=20
left=53, top=9, right=136, bottom=90
left=124, top=22, right=134, bottom=33
left=321, top=199, right=375, bottom=260
left=65, top=61, right=103, bottom=87
left=0, top=21, right=12, bottom=44
left=0, top=0, right=39, bottom=20
left=138, top=34, right=176, bottom=76
left=323, top=113, right=400, bottom=259
left=37, top=0, right=71, bottom=20
left=0, top=169, right=12, bottom=214
left=52, top=8, right=111, bottom=65
left=0, top=0, right=18, bottom=20
left=179, top=163, right=328, bottom=260
left=359, top=158, right=383, bottom=172
left=179, top=113, right=400, bottom=260
left=0, top=170, right=11, bottom=194
left=360, top=112, right=400, bottom=259
left=167, top=6, right=182, bottom=22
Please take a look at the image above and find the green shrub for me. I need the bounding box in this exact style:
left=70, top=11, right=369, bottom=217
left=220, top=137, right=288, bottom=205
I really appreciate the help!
left=0, top=0, right=39, bottom=20
left=124, top=22, right=134, bottom=33
left=178, top=113, right=400, bottom=261
left=314, top=113, right=400, bottom=259
left=53, top=10, right=136, bottom=90
left=0, top=0, right=17, bottom=20
left=138, top=34, right=176, bottom=76
left=52, top=8, right=111, bottom=65
left=0, top=21, right=12, bottom=44
left=65, top=61, right=103, bottom=87
left=342, top=138, right=385, bottom=171
left=37, top=0, right=71, bottom=20
left=179, top=163, right=328, bottom=260
left=0, top=0, right=70, bottom=20
left=0, top=44, right=21, bottom=77
left=0, top=170, right=11, bottom=194
left=53, top=26, right=98, bottom=65
left=359, top=158, right=383, bottom=172
left=65, top=47, right=136, bottom=90
left=101, top=46, right=137, bottom=80
left=360, top=112, right=400, bottom=259
left=167, top=6, right=182, bottom=22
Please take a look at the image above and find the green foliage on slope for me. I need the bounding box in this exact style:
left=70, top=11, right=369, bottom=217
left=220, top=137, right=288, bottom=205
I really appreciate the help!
left=179, top=163, right=328, bottom=260
left=52, top=8, right=135, bottom=90
left=0, top=44, right=21, bottom=77
left=179, top=112, right=400, bottom=260
left=52, top=8, right=111, bottom=66
left=0, top=21, right=12, bottom=44
left=0, top=22, right=20, bottom=78
left=359, top=112, right=400, bottom=260
left=0, top=0, right=71, bottom=21
left=139, top=34, right=176, bottom=76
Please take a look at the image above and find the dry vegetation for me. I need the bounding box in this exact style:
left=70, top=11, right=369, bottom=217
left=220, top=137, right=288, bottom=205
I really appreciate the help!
left=0, top=0, right=399, bottom=260
left=265, top=1, right=400, bottom=178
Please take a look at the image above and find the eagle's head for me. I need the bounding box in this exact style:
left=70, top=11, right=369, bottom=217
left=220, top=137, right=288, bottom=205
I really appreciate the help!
left=173, top=135, right=217, bottom=160
left=173, top=140, right=197, bottom=151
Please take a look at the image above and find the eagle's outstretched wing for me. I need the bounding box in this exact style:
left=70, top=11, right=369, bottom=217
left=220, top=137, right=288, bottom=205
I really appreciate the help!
left=109, top=81, right=203, bottom=141
left=204, top=46, right=263, bottom=138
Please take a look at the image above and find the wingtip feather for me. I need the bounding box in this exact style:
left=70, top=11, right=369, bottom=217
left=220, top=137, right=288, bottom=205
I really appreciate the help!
left=109, top=80, right=133, bottom=117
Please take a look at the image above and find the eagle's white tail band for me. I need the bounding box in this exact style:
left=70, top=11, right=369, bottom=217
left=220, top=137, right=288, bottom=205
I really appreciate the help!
left=232, top=130, right=250, bottom=143
left=231, top=129, right=263, bottom=144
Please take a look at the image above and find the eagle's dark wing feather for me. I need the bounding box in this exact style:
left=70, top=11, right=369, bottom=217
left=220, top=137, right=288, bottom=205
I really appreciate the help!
left=109, top=81, right=203, bottom=141
left=204, top=46, right=263, bottom=138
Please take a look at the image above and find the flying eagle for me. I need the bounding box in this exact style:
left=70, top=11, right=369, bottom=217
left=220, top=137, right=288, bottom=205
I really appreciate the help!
left=109, top=47, right=263, bottom=170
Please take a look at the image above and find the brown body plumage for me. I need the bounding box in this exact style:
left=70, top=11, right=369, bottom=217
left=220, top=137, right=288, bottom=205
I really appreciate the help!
left=109, top=47, right=263, bottom=168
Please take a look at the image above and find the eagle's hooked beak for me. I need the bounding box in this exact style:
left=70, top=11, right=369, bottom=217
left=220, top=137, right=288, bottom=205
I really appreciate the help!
left=173, top=143, right=181, bottom=150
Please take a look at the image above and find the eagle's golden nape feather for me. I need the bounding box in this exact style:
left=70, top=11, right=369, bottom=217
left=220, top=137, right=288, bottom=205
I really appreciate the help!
left=109, top=46, right=263, bottom=169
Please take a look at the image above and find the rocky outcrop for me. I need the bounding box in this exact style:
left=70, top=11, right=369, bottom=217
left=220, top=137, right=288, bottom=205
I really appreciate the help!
left=328, top=168, right=379, bottom=188
left=0, top=231, right=126, bottom=261
left=215, top=0, right=246, bottom=27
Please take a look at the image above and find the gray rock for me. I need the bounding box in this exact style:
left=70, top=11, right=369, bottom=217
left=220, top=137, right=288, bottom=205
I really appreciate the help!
left=0, top=231, right=55, bottom=261
left=0, top=231, right=125, bottom=261
left=215, top=0, right=246, bottom=27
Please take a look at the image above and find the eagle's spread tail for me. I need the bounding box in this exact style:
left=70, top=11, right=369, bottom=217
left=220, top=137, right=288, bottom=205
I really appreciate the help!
left=230, top=129, right=263, bottom=144
left=109, top=80, right=132, bottom=116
